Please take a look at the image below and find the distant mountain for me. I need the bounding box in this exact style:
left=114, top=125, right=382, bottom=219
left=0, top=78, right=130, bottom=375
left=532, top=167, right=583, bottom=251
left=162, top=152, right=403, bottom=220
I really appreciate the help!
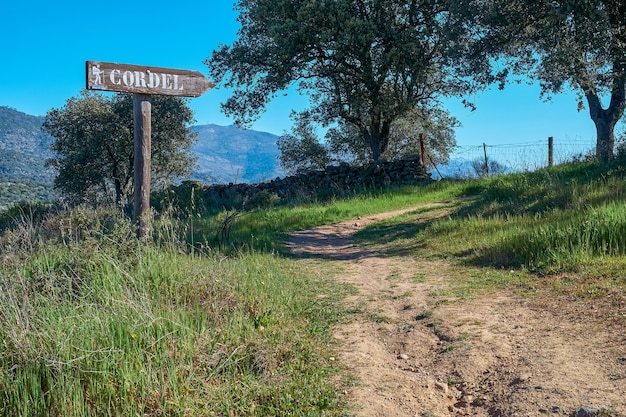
left=0, top=106, right=55, bottom=184
left=191, top=124, right=283, bottom=184
left=0, top=107, right=283, bottom=207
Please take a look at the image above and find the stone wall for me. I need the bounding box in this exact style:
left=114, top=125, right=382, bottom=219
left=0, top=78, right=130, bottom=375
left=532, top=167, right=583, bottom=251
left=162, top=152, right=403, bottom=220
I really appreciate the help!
left=197, top=156, right=432, bottom=208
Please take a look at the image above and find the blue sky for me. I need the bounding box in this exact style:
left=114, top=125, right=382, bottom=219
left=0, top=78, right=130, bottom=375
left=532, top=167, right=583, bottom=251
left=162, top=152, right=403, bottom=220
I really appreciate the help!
left=1, top=0, right=604, bottom=149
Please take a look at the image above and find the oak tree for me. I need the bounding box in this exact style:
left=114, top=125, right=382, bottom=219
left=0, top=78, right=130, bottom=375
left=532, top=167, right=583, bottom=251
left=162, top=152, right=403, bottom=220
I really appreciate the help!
left=478, top=0, right=626, bottom=162
left=277, top=111, right=332, bottom=175
left=206, top=0, right=484, bottom=162
left=43, top=91, right=197, bottom=206
left=328, top=105, right=459, bottom=166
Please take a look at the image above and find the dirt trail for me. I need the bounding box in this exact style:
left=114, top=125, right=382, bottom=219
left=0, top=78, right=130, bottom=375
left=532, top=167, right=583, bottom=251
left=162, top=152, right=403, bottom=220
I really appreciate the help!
left=288, top=205, right=626, bottom=417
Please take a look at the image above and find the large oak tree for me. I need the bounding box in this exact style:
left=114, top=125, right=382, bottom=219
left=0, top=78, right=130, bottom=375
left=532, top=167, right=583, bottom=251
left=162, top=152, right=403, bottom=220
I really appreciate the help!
left=43, top=91, right=197, bottom=206
left=206, top=0, right=486, bottom=162
left=478, top=0, right=626, bottom=162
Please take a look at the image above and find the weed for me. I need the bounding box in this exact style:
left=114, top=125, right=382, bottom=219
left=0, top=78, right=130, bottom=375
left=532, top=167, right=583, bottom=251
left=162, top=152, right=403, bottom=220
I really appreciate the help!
left=0, top=207, right=350, bottom=416
left=415, top=309, right=433, bottom=320
left=367, top=313, right=393, bottom=324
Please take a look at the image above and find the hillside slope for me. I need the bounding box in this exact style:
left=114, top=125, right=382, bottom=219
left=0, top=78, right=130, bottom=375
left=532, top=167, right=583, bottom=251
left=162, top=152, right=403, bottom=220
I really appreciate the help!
left=0, top=106, right=55, bottom=184
left=192, top=124, right=283, bottom=184
left=0, top=107, right=284, bottom=206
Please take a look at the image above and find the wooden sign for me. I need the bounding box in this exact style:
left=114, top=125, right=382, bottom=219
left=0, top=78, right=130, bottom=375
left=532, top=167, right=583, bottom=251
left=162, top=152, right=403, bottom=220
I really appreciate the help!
left=86, top=60, right=214, bottom=238
left=86, top=61, right=214, bottom=97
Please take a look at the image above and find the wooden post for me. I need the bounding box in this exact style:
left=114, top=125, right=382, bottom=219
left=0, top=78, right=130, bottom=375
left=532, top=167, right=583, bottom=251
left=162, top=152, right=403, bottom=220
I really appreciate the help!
left=548, top=136, right=554, bottom=167
left=419, top=133, right=426, bottom=168
left=133, top=94, right=152, bottom=239
left=483, top=143, right=489, bottom=176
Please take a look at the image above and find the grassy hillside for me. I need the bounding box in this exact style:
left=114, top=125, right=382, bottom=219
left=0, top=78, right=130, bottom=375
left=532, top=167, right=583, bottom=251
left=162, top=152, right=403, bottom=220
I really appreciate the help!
left=0, top=155, right=625, bottom=415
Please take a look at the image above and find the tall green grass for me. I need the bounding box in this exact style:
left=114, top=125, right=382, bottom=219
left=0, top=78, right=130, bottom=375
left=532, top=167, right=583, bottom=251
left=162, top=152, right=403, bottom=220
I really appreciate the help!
left=490, top=202, right=626, bottom=272
left=0, top=207, right=349, bottom=416
left=352, top=157, right=626, bottom=281
left=475, top=158, right=626, bottom=273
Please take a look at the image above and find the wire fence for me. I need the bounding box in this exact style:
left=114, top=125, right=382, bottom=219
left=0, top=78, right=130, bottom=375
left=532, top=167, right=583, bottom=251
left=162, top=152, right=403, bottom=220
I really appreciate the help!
left=431, top=137, right=597, bottom=179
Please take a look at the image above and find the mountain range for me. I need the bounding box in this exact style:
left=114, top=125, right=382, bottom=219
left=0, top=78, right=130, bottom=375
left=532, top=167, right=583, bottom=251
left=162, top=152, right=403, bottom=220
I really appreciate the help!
left=0, top=105, right=496, bottom=207
left=0, top=106, right=283, bottom=204
left=191, top=124, right=283, bottom=184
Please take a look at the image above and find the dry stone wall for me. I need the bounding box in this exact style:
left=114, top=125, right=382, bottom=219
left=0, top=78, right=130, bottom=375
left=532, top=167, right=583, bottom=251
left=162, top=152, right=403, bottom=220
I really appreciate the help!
left=198, top=156, right=432, bottom=208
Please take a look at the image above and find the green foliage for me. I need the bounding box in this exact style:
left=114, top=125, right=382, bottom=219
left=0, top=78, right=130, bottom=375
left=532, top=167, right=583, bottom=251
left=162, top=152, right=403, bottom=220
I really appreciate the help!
left=206, top=0, right=485, bottom=161
left=190, top=181, right=472, bottom=253
left=349, top=155, right=626, bottom=280
left=152, top=180, right=206, bottom=217
left=0, top=182, right=57, bottom=209
left=4, top=152, right=626, bottom=415
left=0, top=201, right=52, bottom=231
left=247, top=190, right=281, bottom=209
left=43, top=91, right=197, bottom=206
left=277, top=112, right=331, bottom=175
left=478, top=0, right=626, bottom=161
left=384, top=106, right=459, bottom=167
left=492, top=203, right=626, bottom=271
left=322, top=104, right=459, bottom=166
left=0, top=106, right=53, bottom=187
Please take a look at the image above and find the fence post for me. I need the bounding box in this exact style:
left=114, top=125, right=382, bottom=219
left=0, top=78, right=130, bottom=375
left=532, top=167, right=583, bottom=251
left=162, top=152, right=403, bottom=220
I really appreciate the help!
left=483, top=143, right=489, bottom=175
left=419, top=133, right=426, bottom=167
left=548, top=136, right=554, bottom=168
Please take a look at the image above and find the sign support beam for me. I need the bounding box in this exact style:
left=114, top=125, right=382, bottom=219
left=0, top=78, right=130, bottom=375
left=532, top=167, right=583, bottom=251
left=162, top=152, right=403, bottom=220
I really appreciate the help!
left=133, top=94, right=152, bottom=238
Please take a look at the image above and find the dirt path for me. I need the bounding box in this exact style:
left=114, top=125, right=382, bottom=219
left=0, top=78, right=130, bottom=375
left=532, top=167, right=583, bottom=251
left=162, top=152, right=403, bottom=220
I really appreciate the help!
left=288, top=205, right=626, bottom=417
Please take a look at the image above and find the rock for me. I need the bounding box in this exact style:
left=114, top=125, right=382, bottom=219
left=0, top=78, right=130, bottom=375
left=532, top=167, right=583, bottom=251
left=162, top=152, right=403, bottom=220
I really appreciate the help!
left=202, top=157, right=431, bottom=208
left=434, top=381, right=449, bottom=394
left=461, top=395, right=474, bottom=405
left=398, top=353, right=409, bottom=360
left=510, top=373, right=532, bottom=385
left=573, top=406, right=602, bottom=417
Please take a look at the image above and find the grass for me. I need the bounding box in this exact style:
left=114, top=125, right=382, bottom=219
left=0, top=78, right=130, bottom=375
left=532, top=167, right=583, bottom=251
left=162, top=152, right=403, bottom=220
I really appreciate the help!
left=2, top=154, right=626, bottom=415
left=188, top=180, right=475, bottom=253
left=350, top=156, right=626, bottom=297
left=0, top=208, right=351, bottom=416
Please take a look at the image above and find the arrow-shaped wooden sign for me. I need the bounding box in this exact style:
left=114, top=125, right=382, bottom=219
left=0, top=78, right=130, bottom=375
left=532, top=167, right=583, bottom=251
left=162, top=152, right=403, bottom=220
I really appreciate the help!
left=86, top=61, right=214, bottom=97
left=85, top=60, right=215, bottom=238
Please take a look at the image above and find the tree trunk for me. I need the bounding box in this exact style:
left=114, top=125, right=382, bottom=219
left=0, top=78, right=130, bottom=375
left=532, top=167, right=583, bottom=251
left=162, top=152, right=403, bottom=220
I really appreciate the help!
left=114, top=179, right=124, bottom=207
left=583, top=78, right=625, bottom=163
left=592, top=113, right=616, bottom=163
left=366, top=116, right=392, bottom=162
left=370, top=136, right=383, bottom=161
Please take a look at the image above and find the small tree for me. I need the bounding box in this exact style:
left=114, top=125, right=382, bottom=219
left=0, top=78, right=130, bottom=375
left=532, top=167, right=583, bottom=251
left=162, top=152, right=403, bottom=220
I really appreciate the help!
left=44, top=91, right=197, bottom=206
left=277, top=112, right=331, bottom=175
left=383, top=106, right=458, bottom=167
left=326, top=105, right=458, bottom=165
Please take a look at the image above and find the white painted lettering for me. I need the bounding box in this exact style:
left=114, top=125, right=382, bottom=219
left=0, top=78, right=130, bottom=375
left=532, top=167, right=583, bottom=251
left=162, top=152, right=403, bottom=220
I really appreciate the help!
left=122, top=71, right=134, bottom=86
left=147, top=71, right=159, bottom=88
left=173, top=75, right=184, bottom=91
left=134, top=71, right=147, bottom=88
left=162, top=73, right=172, bottom=89
left=110, top=69, right=122, bottom=85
